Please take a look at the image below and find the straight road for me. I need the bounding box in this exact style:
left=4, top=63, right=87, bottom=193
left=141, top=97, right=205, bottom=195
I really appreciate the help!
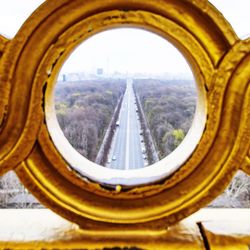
left=107, top=79, right=145, bottom=169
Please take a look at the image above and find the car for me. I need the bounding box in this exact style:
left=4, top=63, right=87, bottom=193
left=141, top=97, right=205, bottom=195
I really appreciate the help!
left=107, top=158, right=111, bottom=163
left=112, top=156, right=116, bottom=161
left=116, top=121, right=120, bottom=126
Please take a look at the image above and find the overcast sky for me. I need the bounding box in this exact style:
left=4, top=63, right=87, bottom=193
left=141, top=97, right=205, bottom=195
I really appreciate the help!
left=0, top=1, right=249, bottom=76
left=61, top=28, right=193, bottom=76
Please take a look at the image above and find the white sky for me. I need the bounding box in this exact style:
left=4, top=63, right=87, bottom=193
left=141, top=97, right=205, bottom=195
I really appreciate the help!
left=61, top=28, right=192, bottom=76
left=0, top=1, right=249, bottom=76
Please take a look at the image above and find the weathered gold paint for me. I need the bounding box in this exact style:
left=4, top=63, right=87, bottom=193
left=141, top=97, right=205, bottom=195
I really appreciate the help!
left=0, top=0, right=249, bottom=242
left=0, top=209, right=249, bottom=249
left=201, top=220, right=250, bottom=250
left=0, top=209, right=210, bottom=250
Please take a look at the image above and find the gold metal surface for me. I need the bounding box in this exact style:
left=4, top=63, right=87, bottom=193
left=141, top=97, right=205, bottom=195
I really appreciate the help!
left=0, top=0, right=249, bottom=233
left=241, top=149, right=250, bottom=175
left=190, top=209, right=250, bottom=250
left=202, top=223, right=250, bottom=250
left=201, top=219, right=250, bottom=250
left=0, top=209, right=249, bottom=249
left=0, top=209, right=206, bottom=249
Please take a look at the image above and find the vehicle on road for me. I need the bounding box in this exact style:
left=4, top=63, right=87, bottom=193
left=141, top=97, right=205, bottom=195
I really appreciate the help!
left=112, top=156, right=116, bottom=161
left=116, top=121, right=120, bottom=126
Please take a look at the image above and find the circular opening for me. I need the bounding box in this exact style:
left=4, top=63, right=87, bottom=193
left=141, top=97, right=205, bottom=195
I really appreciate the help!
left=48, top=28, right=206, bottom=187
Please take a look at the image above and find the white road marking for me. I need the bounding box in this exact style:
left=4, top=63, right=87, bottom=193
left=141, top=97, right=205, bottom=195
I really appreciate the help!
left=125, top=79, right=131, bottom=170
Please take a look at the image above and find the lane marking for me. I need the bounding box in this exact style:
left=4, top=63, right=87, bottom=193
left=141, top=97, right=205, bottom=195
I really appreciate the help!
left=133, top=91, right=144, bottom=168
left=125, top=79, right=131, bottom=170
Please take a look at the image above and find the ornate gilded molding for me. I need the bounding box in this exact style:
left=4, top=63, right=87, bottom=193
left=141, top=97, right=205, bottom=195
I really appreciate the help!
left=241, top=150, right=250, bottom=175
left=0, top=34, right=9, bottom=136
left=0, top=35, right=8, bottom=55
left=0, top=0, right=249, bottom=230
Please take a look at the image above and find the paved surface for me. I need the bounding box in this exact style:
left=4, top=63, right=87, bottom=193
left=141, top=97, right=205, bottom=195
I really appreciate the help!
left=107, top=79, right=145, bottom=169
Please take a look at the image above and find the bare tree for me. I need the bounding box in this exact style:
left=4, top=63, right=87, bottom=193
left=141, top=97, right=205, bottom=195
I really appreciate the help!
left=0, top=172, right=40, bottom=208
left=209, top=171, right=250, bottom=208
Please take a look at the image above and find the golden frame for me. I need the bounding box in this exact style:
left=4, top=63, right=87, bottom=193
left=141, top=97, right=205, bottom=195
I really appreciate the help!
left=0, top=0, right=249, bottom=229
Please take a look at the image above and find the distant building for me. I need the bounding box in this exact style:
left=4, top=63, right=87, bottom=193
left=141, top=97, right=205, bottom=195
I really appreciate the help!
left=62, top=74, right=67, bottom=82
left=97, top=68, right=104, bottom=76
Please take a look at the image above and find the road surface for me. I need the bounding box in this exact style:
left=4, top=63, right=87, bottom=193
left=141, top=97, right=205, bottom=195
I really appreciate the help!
left=107, top=79, right=146, bottom=169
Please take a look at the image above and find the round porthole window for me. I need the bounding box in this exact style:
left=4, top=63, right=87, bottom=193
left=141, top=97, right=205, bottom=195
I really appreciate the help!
left=51, top=28, right=204, bottom=186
